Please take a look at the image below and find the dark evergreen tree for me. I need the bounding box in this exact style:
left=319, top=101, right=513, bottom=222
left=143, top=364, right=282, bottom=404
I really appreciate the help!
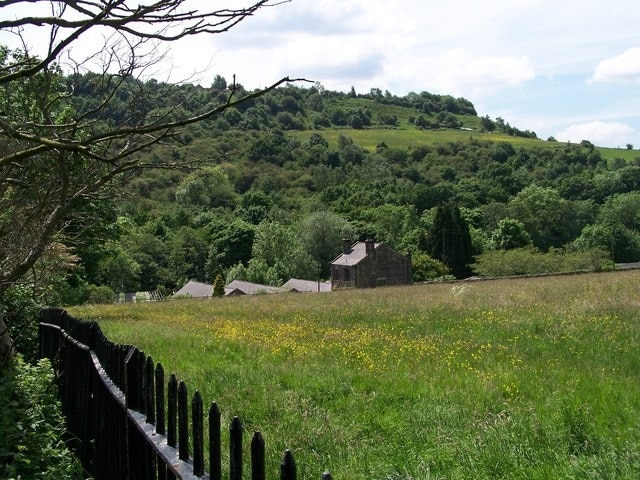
left=426, top=204, right=473, bottom=278
left=212, top=274, right=225, bottom=297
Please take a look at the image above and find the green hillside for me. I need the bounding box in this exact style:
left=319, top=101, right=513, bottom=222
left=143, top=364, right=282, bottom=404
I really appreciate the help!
left=33, top=77, right=640, bottom=303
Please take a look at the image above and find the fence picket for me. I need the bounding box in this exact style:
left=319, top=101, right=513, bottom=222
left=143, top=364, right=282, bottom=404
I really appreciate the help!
left=251, top=431, right=266, bottom=480
left=281, top=449, right=297, bottom=480
left=125, top=347, right=141, bottom=411
left=192, top=391, right=204, bottom=476
left=138, top=350, right=147, bottom=417
left=156, top=363, right=166, bottom=435
left=209, top=402, right=222, bottom=480
left=178, top=381, right=189, bottom=461
left=230, top=416, right=243, bottom=480
left=168, top=374, right=178, bottom=448
left=145, top=355, right=155, bottom=424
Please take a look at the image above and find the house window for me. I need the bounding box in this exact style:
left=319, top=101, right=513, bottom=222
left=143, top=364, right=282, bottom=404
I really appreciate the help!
left=343, top=268, right=350, bottom=281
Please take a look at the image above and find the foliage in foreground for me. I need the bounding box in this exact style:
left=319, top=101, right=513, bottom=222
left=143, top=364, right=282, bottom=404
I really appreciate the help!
left=72, top=271, right=640, bottom=479
left=0, top=356, right=84, bottom=480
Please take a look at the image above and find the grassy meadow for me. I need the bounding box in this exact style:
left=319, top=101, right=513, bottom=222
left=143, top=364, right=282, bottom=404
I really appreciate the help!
left=70, top=271, right=640, bottom=479
left=289, top=121, right=548, bottom=153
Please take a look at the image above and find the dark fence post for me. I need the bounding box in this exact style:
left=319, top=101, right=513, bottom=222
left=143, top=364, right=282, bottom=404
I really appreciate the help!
left=230, top=416, right=243, bottom=480
left=251, top=432, right=266, bottom=480
left=321, top=472, right=333, bottom=480
left=155, top=364, right=165, bottom=435
left=281, top=450, right=297, bottom=480
left=192, top=391, right=204, bottom=477
left=125, top=347, right=142, bottom=411
left=178, top=381, right=189, bottom=461
left=167, top=374, right=178, bottom=448
left=145, top=356, right=155, bottom=424
left=138, top=350, right=146, bottom=416
left=209, top=402, right=222, bottom=480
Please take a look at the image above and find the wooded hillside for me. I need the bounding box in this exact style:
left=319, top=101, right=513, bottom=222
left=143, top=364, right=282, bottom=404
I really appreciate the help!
left=43, top=76, right=640, bottom=302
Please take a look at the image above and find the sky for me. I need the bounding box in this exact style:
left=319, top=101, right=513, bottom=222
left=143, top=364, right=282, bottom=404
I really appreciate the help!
left=2, top=0, right=639, bottom=148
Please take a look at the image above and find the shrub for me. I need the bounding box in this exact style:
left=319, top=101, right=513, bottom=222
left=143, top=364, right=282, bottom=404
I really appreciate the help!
left=86, top=284, right=116, bottom=304
left=0, top=285, right=42, bottom=364
left=0, top=355, right=84, bottom=479
left=411, top=252, right=451, bottom=281
left=472, top=247, right=614, bottom=277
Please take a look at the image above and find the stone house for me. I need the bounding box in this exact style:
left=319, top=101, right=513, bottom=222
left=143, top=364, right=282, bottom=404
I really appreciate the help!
left=330, top=239, right=412, bottom=289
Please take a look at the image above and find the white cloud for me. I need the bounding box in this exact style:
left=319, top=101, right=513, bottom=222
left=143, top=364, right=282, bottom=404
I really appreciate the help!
left=556, top=121, right=636, bottom=148
left=591, top=47, right=640, bottom=84
left=395, top=51, right=536, bottom=99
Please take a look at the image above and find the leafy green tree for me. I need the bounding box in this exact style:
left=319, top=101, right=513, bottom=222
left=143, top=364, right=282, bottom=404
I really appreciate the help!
left=480, top=115, right=496, bottom=131
left=508, top=186, right=592, bottom=250
left=175, top=166, right=237, bottom=209
left=305, top=133, right=329, bottom=150
left=330, top=109, right=348, bottom=126
left=490, top=218, right=532, bottom=250
left=95, top=245, right=142, bottom=294
left=247, top=129, right=296, bottom=165
left=226, top=259, right=281, bottom=286
left=251, top=221, right=316, bottom=283
left=425, top=204, right=473, bottom=278
left=573, top=192, right=640, bottom=262
left=301, top=211, right=355, bottom=278
left=599, top=191, right=640, bottom=231
left=166, top=227, right=210, bottom=285
left=360, top=204, right=417, bottom=250
left=212, top=75, right=228, bottom=91
left=205, top=219, right=256, bottom=278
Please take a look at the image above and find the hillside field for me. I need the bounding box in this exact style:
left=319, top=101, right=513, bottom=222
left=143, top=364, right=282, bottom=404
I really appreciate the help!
left=70, top=271, right=640, bottom=479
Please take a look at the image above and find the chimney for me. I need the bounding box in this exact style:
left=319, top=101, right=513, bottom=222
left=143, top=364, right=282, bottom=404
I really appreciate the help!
left=342, top=238, right=352, bottom=254
left=365, top=238, right=375, bottom=256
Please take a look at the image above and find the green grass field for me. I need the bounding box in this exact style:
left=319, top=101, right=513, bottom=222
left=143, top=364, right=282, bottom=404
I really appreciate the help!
left=290, top=122, right=548, bottom=152
left=70, top=271, right=640, bottom=479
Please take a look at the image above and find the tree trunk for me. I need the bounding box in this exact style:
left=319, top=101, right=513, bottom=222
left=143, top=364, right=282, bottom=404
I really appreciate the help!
left=0, top=315, right=14, bottom=367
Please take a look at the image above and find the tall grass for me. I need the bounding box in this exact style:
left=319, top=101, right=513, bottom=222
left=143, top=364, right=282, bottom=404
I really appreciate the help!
left=70, top=271, right=640, bottom=479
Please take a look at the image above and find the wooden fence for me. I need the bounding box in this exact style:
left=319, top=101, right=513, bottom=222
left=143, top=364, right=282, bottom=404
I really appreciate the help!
left=39, top=307, right=334, bottom=480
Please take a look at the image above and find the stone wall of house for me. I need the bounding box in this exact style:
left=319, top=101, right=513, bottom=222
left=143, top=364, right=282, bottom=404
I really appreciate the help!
left=357, top=244, right=412, bottom=288
left=331, top=265, right=356, bottom=289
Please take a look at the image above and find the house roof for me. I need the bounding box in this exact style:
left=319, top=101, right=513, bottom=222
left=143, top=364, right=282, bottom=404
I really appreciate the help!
left=331, top=241, right=380, bottom=266
left=174, top=280, right=213, bottom=298
left=224, top=280, right=284, bottom=296
left=282, top=278, right=332, bottom=293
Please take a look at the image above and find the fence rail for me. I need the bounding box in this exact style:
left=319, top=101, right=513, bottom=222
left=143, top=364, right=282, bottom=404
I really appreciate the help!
left=39, top=307, right=332, bottom=480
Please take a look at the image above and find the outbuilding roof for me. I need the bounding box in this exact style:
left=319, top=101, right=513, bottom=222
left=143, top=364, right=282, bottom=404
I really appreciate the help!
left=173, top=280, right=213, bottom=298
left=282, top=278, right=332, bottom=293
left=224, top=280, right=285, bottom=295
